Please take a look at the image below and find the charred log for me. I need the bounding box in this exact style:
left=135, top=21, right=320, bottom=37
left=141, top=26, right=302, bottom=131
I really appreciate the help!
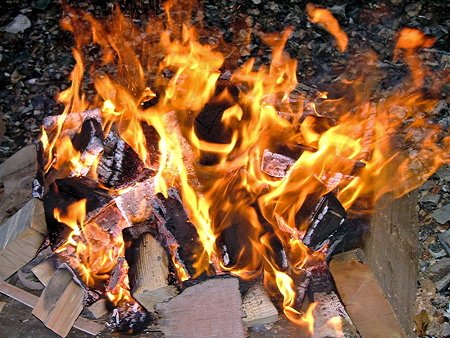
left=97, top=130, right=151, bottom=189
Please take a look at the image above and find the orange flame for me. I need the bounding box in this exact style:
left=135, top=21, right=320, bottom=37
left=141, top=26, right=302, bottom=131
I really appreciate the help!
left=41, top=1, right=448, bottom=329
left=306, top=3, right=348, bottom=53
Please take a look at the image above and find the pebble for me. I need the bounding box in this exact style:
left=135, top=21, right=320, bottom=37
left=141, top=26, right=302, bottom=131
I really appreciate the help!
left=428, top=242, right=447, bottom=259
left=419, top=192, right=441, bottom=209
left=438, top=230, right=450, bottom=256
left=427, top=258, right=450, bottom=292
left=442, top=322, right=450, bottom=337
left=4, top=14, right=31, bottom=34
left=432, top=204, right=450, bottom=224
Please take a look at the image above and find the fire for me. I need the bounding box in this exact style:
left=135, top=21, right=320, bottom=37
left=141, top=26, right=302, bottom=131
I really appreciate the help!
left=40, top=0, right=448, bottom=331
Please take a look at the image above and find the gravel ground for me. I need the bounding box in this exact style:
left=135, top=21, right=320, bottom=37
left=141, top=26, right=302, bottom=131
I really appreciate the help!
left=0, top=0, right=449, bottom=337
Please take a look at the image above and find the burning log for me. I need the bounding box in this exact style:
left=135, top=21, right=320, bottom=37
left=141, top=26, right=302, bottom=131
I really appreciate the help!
left=261, top=149, right=295, bottom=178
left=115, top=178, right=155, bottom=225
left=242, top=282, right=278, bottom=327
left=0, top=280, right=104, bottom=336
left=97, top=129, right=151, bottom=189
left=70, top=118, right=104, bottom=177
left=0, top=199, right=47, bottom=280
left=153, top=188, right=214, bottom=278
left=155, top=277, right=246, bottom=337
left=43, top=177, right=114, bottom=247
left=32, top=268, right=85, bottom=337
left=127, top=233, right=177, bottom=312
left=42, top=109, right=102, bottom=136
left=303, top=192, right=347, bottom=251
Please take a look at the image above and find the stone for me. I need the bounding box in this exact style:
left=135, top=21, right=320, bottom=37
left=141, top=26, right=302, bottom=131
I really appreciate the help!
left=428, top=242, right=447, bottom=259
left=438, top=230, right=450, bottom=256
left=442, top=322, right=450, bottom=337
left=418, top=193, right=441, bottom=208
left=4, top=15, right=31, bottom=34
left=432, top=204, right=450, bottom=224
left=427, top=258, right=450, bottom=292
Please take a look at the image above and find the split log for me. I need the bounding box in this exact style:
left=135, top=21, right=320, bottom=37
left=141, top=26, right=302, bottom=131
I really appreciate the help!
left=261, top=149, right=295, bottom=178
left=42, top=109, right=102, bottom=136
left=153, top=188, right=214, bottom=279
left=303, top=192, right=346, bottom=250
left=115, top=178, right=155, bottom=225
left=329, top=249, right=407, bottom=338
left=97, top=129, right=149, bottom=189
left=70, top=118, right=104, bottom=177
left=127, top=233, right=177, bottom=312
left=0, top=281, right=104, bottom=336
left=242, top=282, right=278, bottom=327
left=32, top=268, right=86, bottom=337
left=31, top=258, right=56, bottom=286
left=0, top=144, right=36, bottom=224
left=156, top=277, right=246, bottom=338
left=0, top=199, right=47, bottom=280
left=0, top=300, right=5, bottom=313
left=84, top=298, right=109, bottom=319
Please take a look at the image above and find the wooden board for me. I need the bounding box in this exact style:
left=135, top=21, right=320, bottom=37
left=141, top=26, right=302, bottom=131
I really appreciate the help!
left=0, top=199, right=47, bottom=280
left=363, top=189, right=418, bottom=335
left=0, top=281, right=104, bottom=336
left=0, top=145, right=36, bottom=224
left=31, top=258, right=56, bottom=286
left=156, top=277, right=246, bottom=338
left=32, top=269, right=85, bottom=337
left=329, top=249, right=406, bottom=338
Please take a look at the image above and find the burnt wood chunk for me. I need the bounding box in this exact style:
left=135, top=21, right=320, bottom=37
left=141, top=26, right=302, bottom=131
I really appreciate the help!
left=43, top=177, right=114, bottom=248
left=303, top=192, right=346, bottom=250
left=261, top=149, right=295, bottom=178
left=0, top=199, right=47, bottom=280
left=242, top=282, right=278, bottom=327
left=97, top=130, right=148, bottom=189
left=32, top=268, right=85, bottom=338
left=325, top=219, right=365, bottom=258
left=141, top=123, right=160, bottom=170
left=156, top=277, right=245, bottom=338
left=127, top=233, right=177, bottom=312
left=115, top=178, right=155, bottom=225
left=153, top=188, right=213, bottom=278
left=71, top=118, right=104, bottom=176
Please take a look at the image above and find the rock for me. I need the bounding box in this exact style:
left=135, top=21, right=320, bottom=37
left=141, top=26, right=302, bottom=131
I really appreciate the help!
left=438, top=230, right=450, bottom=256
left=4, top=14, right=31, bottom=34
left=252, top=0, right=262, bottom=4
left=427, top=258, right=450, bottom=292
left=435, top=165, right=450, bottom=182
left=405, top=3, right=422, bottom=17
left=428, top=242, right=447, bottom=259
left=432, top=204, right=450, bottom=224
left=419, top=193, right=441, bottom=209
left=31, top=0, right=51, bottom=10
left=442, top=322, right=450, bottom=337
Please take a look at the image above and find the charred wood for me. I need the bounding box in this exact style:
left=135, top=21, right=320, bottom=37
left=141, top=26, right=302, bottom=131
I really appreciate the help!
left=97, top=130, right=151, bottom=189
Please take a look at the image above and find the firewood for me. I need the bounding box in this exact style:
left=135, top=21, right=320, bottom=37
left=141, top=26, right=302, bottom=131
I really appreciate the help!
left=31, top=258, right=56, bottom=286
left=156, top=277, right=246, bottom=338
left=242, top=282, right=278, bottom=327
left=303, top=192, right=346, bottom=250
left=0, top=199, right=47, bottom=280
left=85, top=298, right=109, bottom=319
left=70, top=118, right=104, bottom=177
left=0, top=281, right=104, bottom=336
left=115, top=178, right=155, bottom=225
left=97, top=129, right=149, bottom=189
left=0, top=144, right=37, bottom=224
left=261, top=149, right=295, bottom=178
left=127, top=233, right=177, bottom=312
left=42, top=109, right=102, bottom=135
left=153, top=189, right=214, bottom=278
left=329, top=249, right=407, bottom=338
left=0, top=300, right=5, bottom=313
left=32, top=268, right=85, bottom=337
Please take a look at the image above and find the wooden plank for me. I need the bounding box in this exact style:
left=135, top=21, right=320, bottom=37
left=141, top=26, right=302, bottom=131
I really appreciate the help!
left=0, top=145, right=36, bottom=224
left=156, top=277, right=246, bottom=338
left=0, top=281, right=104, bottom=336
left=129, top=233, right=177, bottom=312
left=84, top=299, right=109, bottom=319
left=363, top=188, right=418, bottom=335
left=32, top=269, right=85, bottom=337
left=242, top=282, right=278, bottom=327
left=31, top=258, right=56, bottom=286
left=329, top=249, right=406, bottom=338
left=0, top=199, right=47, bottom=280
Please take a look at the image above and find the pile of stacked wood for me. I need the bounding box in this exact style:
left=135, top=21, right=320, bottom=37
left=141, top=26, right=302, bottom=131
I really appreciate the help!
left=0, top=94, right=366, bottom=337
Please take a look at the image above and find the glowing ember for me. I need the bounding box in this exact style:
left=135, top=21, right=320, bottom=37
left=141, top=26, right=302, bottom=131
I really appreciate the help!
left=41, top=0, right=448, bottom=333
